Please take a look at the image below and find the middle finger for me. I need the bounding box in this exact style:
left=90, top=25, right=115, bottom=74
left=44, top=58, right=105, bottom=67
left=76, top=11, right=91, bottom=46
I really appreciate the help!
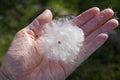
left=81, top=8, right=114, bottom=36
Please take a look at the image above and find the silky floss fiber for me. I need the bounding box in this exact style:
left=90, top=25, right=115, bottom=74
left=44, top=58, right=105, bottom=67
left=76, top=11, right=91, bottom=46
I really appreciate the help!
left=38, top=18, right=84, bottom=63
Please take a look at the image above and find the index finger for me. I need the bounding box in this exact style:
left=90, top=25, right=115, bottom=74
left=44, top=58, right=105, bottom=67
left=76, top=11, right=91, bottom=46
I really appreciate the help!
left=72, top=7, right=100, bottom=27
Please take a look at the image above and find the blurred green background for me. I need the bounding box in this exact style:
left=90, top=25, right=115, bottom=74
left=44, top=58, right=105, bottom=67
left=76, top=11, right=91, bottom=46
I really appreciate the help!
left=0, top=0, right=120, bottom=80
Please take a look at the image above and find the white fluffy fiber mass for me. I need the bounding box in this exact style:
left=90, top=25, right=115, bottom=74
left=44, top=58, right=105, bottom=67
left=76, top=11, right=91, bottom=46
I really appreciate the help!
left=38, top=18, right=84, bottom=62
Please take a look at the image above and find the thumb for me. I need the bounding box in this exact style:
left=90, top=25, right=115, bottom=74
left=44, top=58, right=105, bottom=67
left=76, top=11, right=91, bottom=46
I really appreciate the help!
left=27, top=9, right=53, bottom=36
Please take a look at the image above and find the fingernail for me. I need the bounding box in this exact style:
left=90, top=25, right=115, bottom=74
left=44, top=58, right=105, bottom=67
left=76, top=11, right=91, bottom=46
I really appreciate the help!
left=41, top=9, right=51, bottom=16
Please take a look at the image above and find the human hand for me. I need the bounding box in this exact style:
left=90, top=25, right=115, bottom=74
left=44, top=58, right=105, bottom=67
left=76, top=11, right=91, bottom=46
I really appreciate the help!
left=0, top=7, right=119, bottom=80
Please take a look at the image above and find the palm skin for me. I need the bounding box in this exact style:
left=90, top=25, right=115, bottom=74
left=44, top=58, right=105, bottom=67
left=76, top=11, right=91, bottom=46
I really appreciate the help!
left=0, top=7, right=119, bottom=80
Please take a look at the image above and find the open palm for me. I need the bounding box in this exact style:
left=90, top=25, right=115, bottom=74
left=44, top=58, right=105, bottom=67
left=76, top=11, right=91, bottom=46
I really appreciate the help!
left=0, top=7, right=118, bottom=80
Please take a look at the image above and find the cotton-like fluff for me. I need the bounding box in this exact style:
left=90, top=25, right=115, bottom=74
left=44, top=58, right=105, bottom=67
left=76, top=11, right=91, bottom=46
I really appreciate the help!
left=38, top=18, right=84, bottom=63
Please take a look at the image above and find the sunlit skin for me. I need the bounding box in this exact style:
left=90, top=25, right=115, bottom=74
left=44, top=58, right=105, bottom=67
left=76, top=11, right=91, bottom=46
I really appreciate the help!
left=0, top=7, right=119, bottom=80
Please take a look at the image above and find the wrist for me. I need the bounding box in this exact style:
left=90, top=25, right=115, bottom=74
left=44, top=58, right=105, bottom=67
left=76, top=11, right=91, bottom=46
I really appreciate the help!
left=0, top=69, right=10, bottom=80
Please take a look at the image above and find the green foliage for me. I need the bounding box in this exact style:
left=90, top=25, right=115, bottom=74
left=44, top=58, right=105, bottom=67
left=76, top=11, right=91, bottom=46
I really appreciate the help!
left=0, top=0, right=120, bottom=80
